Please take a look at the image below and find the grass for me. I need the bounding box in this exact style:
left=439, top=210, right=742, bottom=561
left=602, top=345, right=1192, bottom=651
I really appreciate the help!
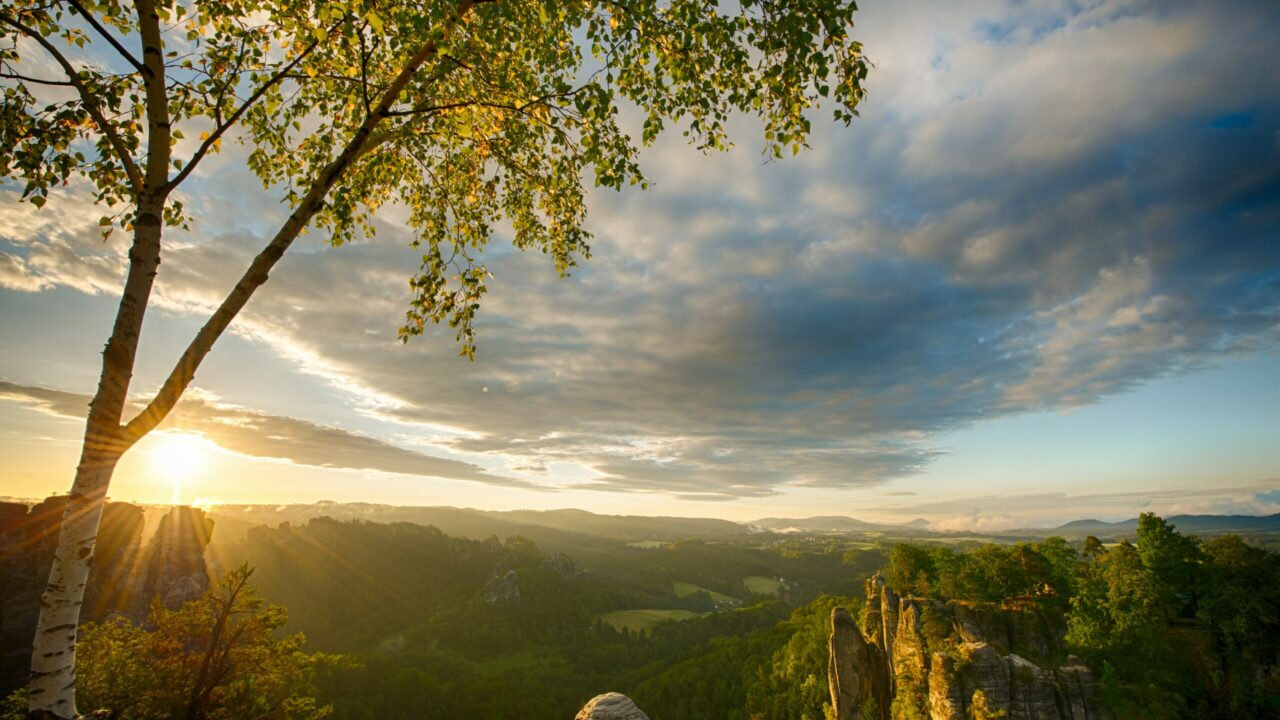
left=596, top=609, right=702, bottom=632
left=742, top=575, right=786, bottom=595
left=672, top=580, right=738, bottom=604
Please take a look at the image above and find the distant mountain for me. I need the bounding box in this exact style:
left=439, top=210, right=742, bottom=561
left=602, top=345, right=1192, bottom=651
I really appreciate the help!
left=205, top=503, right=753, bottom=549
left=1054, top=518, right=1124, bottom=531
left=492, top=508, right=749, bottom=541
left=202, top=504, right=1280, bottom=548
left=750, top=516, right=893, bottom=533
left=1049, top=513, right=1280, bottom=537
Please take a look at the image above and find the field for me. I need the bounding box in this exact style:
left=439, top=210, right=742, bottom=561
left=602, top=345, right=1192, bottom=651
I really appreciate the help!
left=596, top=609, right=702, bottom=632
left=742, top=575, right=786, bottom=595
left=672, top=580, right=739, bottom=604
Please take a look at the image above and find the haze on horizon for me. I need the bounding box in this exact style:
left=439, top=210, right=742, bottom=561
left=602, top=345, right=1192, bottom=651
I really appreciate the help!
left=2, top=0, right=1279, bottom=531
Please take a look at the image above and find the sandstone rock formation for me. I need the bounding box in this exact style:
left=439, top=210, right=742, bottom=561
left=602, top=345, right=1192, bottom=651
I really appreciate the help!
left=830, top=606, right=890, bottom=720
left=829, top=574, right=1111, bottom=720
left=1, top=501, right=214, bottom=695
left=484, top=569, right=521, bottom=602
left=137, top=505, right=214, bottom=613
left=574, top=693, right=649, bottom=720
left=545, top=552, right=588, bottom=579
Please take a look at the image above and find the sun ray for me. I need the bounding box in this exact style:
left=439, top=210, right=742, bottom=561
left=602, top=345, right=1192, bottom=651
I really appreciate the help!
left=149, top=432, right=215, bottom=505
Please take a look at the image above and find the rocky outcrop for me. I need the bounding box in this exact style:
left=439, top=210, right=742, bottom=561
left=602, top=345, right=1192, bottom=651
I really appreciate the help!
left=138, top=506, right=214, bottom=612
left=83, top=503, right=146, bottom=618
left=1008, top=653, right=1063, bottom=720
left=0, top=501, right=214, bottom=695
left=484, top=569, right=521, bottom=602
left=574, top=692, right=649, bottom=719
left=828, top=574, right=1111, bottom=720
left=928, top=651, right=964, bottom=720
left=545, top=552, right=588, bottom=580
left=1051, top=658, right=1112, bottom=720
left=830, top=606, right=888, bottom=720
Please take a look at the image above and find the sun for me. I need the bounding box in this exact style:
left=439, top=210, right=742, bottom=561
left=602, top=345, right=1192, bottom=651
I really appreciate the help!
left=149, top=432, right=214, bottom=504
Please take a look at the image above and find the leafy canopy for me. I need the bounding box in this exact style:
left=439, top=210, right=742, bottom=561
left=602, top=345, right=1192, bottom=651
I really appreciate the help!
left=1, top=0, right=868, bottom=356
left=73, top=565, right=339, bottom=720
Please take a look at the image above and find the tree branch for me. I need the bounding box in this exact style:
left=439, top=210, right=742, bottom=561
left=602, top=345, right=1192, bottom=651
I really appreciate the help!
left=123, top=0, right=487, bottom=441
left=164, top=17, right=341, bottom=192
left=0, top=69, right=75, bottom=86
left=0, top=12, right=144, bottom=191
left=66, top=0, right=144, bottom=74
left=134, top=0, right=172, bottom=191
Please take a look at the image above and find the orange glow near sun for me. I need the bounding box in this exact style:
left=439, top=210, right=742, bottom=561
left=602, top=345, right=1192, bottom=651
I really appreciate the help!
left=149, top=433, right=214, bottom=505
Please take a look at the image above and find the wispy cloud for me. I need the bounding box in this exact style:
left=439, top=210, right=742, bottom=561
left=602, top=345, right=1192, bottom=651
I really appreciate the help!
left=873, top=481, right=1280, bottom=530
left=1, top=0, right=1278, bottom=501
left=0, top=382, right=544, bottom=490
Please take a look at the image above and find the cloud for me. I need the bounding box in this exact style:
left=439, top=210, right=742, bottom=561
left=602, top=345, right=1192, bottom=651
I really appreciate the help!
left=929, top=512, right=1019, bottom=533
left=0, top=251, right=50, bottom=292
left=1, top=0, right=1278, bottom=501
left=0, top=382, right=544, bottom=490
left=874, top=480, right=1280, bottom=528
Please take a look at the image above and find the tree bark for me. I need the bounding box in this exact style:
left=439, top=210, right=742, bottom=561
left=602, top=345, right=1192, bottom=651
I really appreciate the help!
left=28, top=0, right=173, bottom=712
left=27, top=1, right=482, bottom=715
left=27, top=463, right=115, bottom=719
left=28, top=202, right=164, bottom=718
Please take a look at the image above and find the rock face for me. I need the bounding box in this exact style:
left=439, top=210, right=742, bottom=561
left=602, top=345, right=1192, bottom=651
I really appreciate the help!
left=138, top=506, right=214, bottom=612
left=828, top=574, right=1111, bottom=720
left=830, top=607, right=879, bottom=720
left=484, top=569, right=521, bottom=602
left=574, top=693, right=649, bottom=720
left=0, top=501, right=214, bottom=695
left=545, top=552, right=588, bottom=580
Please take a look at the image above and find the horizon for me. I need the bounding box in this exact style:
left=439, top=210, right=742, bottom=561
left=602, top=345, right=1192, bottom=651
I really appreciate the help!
left=2, top=494, right=1277, bottom=533
left=4, top=0, right=1280, bottom=532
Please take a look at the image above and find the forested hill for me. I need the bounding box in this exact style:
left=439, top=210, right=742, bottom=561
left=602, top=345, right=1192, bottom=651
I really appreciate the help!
left=203, top=516, right=878, bottom=719
left=1050, top=513, right=1280, bottom=537
left=203, top=503, right=754, bottom=548
left=203, top=513, right=1280, bottom=719
left=7, top=508, right=1278, bottom=719
left=205, top=517, right=869, bottom=651
left=197, top=502, right=1280, bottom=548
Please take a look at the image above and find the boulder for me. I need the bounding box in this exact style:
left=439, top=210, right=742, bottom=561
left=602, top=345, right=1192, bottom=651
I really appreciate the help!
left=574, top=693, right=649, bottom=720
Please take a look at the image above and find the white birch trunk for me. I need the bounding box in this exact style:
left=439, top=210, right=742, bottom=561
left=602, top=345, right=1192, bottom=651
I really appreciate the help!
left=27, top=460, right=116, bottom=718
left=25, top=2, right=480, bottom=715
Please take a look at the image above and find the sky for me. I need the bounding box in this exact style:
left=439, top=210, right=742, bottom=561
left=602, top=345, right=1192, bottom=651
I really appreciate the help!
left=2, top=0, right=1279, bottom=530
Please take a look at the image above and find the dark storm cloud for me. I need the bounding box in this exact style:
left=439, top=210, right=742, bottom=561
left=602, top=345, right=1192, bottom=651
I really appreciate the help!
left=5, top=0, right=1279, bottom=499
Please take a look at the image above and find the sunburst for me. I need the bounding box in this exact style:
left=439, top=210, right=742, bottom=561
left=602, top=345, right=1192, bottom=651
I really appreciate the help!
left=149, top=432, right=214, bottom=505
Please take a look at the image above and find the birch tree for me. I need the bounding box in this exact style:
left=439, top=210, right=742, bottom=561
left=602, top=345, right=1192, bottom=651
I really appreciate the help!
left=0, top=0, right=868, bottom=715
